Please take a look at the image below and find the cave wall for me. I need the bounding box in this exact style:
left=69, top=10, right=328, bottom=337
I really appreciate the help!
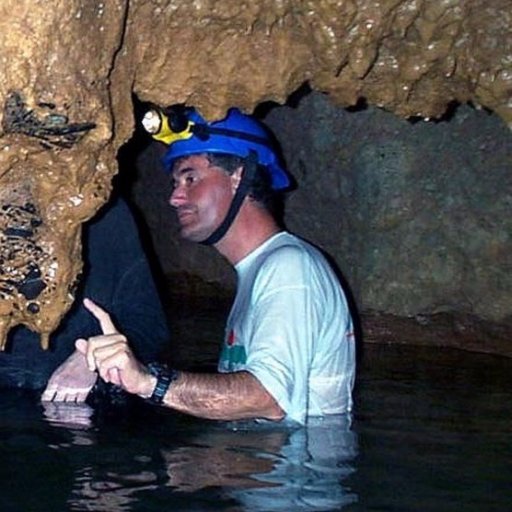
left=266, top=93, right=512, bottom=324
left=0, top=0, right=511, bottom=348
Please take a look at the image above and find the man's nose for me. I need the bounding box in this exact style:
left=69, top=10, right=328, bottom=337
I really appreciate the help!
left=169, top=183, right=186, bottom=207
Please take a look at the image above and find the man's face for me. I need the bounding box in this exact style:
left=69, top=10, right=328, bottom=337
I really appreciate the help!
left=169, top=154, right=238, bottom=242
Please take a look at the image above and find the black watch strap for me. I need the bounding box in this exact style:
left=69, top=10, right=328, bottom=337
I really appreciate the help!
left=146, top=362, right=179, bottom=405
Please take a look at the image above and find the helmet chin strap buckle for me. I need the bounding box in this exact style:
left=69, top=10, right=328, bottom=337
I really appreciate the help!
left=200, top=151, right=258, bottom=246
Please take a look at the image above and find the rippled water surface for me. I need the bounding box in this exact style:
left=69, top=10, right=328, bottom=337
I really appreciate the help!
left=0, top=304, right=510, bottom=511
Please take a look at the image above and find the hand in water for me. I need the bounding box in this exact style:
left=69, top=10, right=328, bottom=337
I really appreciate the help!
left=41, top=349, right=98, bottom=402
left=75, top=298, right=155, bottom=398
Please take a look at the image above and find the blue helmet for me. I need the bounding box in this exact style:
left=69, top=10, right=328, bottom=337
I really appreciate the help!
left=160, top=107, right=290, bottom=191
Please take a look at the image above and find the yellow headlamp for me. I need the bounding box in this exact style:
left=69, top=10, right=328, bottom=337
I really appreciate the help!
left=141, top=108, right=195, bottom=145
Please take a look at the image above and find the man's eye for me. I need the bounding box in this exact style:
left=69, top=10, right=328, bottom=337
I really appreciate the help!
left=185, top=175, right=196, bottom=185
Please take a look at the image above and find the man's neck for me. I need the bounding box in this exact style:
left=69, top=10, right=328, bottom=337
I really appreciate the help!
left=214, top=201, right=281, bottom=265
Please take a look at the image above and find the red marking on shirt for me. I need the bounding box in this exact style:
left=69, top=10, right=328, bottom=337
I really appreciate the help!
left=227, top=330, right=235, bottom=346
left=347, top=331, right=355, bottom=338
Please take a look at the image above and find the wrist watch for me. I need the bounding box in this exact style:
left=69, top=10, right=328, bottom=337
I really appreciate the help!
left=146, top=362, right=179, bottom=405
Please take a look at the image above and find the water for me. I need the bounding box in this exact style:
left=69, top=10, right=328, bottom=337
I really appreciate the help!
left=0, top=305, right=511, bottom=511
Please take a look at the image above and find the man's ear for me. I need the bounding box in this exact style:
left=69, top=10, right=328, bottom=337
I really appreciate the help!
left=230, top=166, right=243, bottom=193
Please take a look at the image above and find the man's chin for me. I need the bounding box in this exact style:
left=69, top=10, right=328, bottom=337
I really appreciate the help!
left=179, top=226, right=207, bottom=243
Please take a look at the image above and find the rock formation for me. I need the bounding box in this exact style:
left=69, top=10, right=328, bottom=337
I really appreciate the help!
left=0, top=0, right=510, bottom=349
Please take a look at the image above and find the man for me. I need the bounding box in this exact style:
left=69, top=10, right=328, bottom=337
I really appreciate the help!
left=0, top=194, right=170, bottom=402
left=79, top=107, right=356, bottom=424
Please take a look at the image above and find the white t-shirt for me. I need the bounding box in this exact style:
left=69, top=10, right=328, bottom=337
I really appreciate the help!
left=218, top=232, right=356, bottom=424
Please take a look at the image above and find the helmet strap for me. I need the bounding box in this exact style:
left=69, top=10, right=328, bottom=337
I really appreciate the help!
left=191, top=124, right=271, bottom=147
left=200, top=151, right=258, bottom=246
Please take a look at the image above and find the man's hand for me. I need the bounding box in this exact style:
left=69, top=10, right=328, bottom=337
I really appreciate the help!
left=75, top=298, right=156, bottom=398
left=41, top=349, right=98, bottom=403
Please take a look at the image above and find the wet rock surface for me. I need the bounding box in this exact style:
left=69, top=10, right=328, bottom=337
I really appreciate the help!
left=362, top=312, right=512, bottom=358
left=266, top=93, right=512, bottom=325
left=124, top=0, right=512, bottom=125
left=0, top=1, right=125, bottom=347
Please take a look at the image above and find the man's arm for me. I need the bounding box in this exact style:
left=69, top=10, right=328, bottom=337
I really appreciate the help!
left=157, top=370, right=284, bottom=421
left=78, top=298, right=284, bottom=422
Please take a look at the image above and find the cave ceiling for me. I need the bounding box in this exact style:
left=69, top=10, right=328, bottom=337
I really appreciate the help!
left=0, top=0, right=511, bottom=347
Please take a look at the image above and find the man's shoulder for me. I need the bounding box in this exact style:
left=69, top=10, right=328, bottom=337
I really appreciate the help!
left=250, top=234, right=317, bottom=283
left=260, top=232, right=316, bottom=264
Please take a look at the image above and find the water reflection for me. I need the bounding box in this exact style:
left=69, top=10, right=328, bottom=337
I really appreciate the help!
left=39, top=401, right=161, bottom=512
left=42, top=401, right=94, bottom=430
left=161, top=416, right=358, bottom=511
left=38, top=401, right=358, bottom=511
left=69, top=466, right=158, bottom=512
left=161, top=429, right=286, bottom=492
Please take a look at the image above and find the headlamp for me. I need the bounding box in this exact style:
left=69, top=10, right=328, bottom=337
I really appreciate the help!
left=141, top=105, right=195, bottom=145
left=142, top=105, right=273, bottom=148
